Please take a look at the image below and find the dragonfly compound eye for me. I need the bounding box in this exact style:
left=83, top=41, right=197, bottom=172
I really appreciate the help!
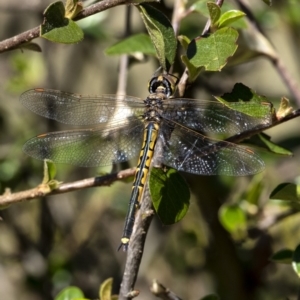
left=148, top=75, right=175, bottom=98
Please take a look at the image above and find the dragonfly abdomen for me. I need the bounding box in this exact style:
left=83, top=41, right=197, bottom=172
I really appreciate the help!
left=120, top=121, right=159, bottom=250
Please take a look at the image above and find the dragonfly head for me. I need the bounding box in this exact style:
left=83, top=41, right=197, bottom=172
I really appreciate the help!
left=148, top=74, right=178, bottom=98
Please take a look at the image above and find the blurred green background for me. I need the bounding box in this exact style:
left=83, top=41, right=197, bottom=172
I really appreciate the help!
left=0, top=0, right=300, bottom=299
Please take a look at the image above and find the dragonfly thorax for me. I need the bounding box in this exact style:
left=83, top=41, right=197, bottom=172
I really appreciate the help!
left=143, top=94, right=165, bottom=123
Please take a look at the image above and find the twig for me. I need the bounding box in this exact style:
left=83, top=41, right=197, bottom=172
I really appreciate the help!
left=119, top=184, right=154, bottom=299
left=256, top=208, right=299, bottom=232
left=117, top=55, right=129, bottom=95
left=272, top=57, right=300, bottom=106
left=116, top=6, right=132, bottom=96
left=0, top=168, right=135, bottom=206
left=150, top=279, right=183, bottom=300
left=0, top=27, right=40, bottom=53
left=171, top=0, right=185, bottom=36
left=226, top=108, right=300, bottom=145
left=0, top=0, right=132, bottom=53
left=73, top=0, right=132, bottom=21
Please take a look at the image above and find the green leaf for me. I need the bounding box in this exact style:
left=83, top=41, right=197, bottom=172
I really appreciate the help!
left=105, top=34, right=156, bottom=56
left=218, top=10, right=246, bottom=28
left=41, top=1, right=84, bottom=44
left=42, top=160, right=57, bottom=184
left=241, top=133, right=292, bottom=157
left=54, top=286, right=85, bottom=300
left=178, top=35, right=191, bottom=51
left=99, top=278, right=114, bottom=300
left=149, top=168, right=190, bottom=225
left=42, top=160, right=61, bottom=190
left=215, top=82, right=274, bottom=118
left=219, top=204, right=247, bottom=240
left=217, top=82, right=267, bottom=103
left=41, top=1, right=66, bottom=31
left=270, top=183, right=300, bottom=202
left=207, top=2, right=221, bottom=25
left=201, top=295, right=220, bottom=300
left=292, top=245, right=300, bottom=277
left=187, top=27, right=238, bottom=71
left=257, top=134, right=293, bottom=155
left=270, top=249, right=293, bottom=264
left=181, top=55, right=202, bottom=82
left=20, top=43, right=42, bottom=52
left=138, top=4, right=177, bottom=71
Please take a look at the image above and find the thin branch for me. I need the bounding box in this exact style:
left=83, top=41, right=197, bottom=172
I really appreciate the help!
left=150, top=279, right=183, bottom=300
left=0, top=168, right=135, bottom=206
left=119, top=184, right=154, bottom=299
left=117, top=55, right=129, bottom=95
left=256, top=208, right=299, bottom=232
left=0, top=27, right=40, bottom=53
left=116, top=5, right=132, bottom=96
left=73, top=0, right=131, bottom=21
left=0, top=0, right=132, bottom=53
left=171, top=0, right=185, bottom=37
left=272, top=57, right=300, bottom=106
left=226, top=108, right=300, bottom=145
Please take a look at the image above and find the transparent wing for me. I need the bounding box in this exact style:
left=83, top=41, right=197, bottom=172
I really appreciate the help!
left=161, top=99, right=272, bottom=135
left=20, top=89, right=145, bottom=126
left=158, top=120, right=265, bottom=176
left=23, top=119, right=144, bottom=167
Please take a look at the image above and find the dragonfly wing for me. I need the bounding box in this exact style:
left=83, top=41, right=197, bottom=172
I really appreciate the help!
left=162, top=99, right=272, bottom=135
left=20, top=89, right=145, bottom=126
left=158, top=121, right=265, bottom=176
left=23, top=119, right=144, bottom=167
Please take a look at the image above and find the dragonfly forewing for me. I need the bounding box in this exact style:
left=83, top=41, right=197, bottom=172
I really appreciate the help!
left=23, top=119, right=144, bottom=167
left=20, top=89, right=145, bottom=126
left=162, top=99, right=273, bottom=136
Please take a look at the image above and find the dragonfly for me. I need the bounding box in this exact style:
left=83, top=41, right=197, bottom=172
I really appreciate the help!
left=20, top=74, right=272, bottom=250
